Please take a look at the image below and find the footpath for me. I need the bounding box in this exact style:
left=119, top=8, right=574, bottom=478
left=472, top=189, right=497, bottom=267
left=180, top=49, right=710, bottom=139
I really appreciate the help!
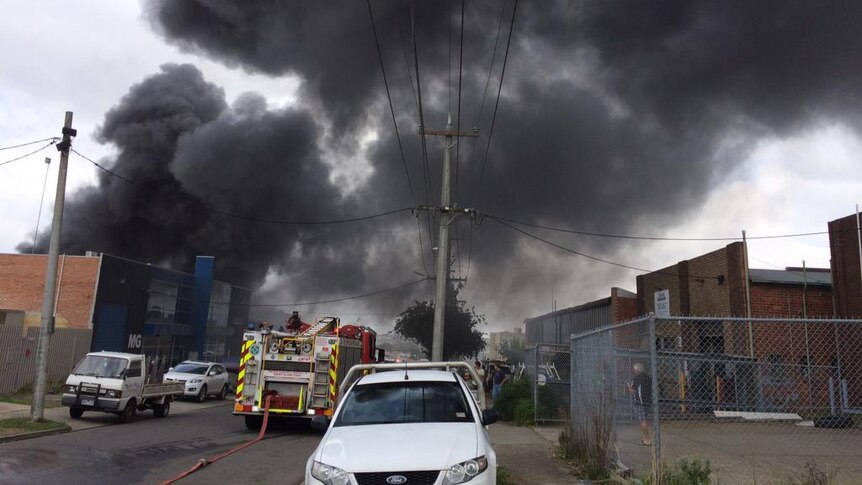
left=490, top=422, right=578, bottom=485
left=0, top=394, right=228, bottom=441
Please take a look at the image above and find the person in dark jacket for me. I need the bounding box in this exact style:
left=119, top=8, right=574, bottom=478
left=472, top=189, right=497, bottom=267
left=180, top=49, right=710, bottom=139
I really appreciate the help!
left=626, top=362, right=652, bottom=446
left=286, top=311, right=302, bottom=333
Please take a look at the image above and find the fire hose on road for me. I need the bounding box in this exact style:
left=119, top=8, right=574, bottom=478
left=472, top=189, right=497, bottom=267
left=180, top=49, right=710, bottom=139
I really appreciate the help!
left=159, top=393, right=274, bottom=485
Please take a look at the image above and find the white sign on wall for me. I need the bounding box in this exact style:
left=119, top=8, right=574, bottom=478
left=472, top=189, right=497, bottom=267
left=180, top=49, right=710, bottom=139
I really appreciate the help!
left=654, top=289, right=670, bottom=318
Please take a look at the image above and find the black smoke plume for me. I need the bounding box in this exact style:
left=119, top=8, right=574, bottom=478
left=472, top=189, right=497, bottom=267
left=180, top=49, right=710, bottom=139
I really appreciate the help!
left=23, top=1, right=862, bottom=327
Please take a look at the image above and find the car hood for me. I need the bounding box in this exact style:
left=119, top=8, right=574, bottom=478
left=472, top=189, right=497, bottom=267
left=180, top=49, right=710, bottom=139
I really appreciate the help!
left=163, top=372, right=205, bottom=381
left=65, top=374, right=123, bottom=389
left=316, top=422, right=478, bottom=473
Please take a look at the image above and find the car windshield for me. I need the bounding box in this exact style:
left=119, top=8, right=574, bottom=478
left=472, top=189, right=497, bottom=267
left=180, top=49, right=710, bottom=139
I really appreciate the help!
left=72, top=356, right=128, bottom=379
left=334, top=381, right=473, bottom=427
left=171, top=363, right=210, bottom=375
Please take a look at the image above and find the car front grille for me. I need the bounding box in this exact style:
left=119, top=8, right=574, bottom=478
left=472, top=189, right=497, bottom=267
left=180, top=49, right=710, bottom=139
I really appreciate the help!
left=354, top=470, right=441, bottom=485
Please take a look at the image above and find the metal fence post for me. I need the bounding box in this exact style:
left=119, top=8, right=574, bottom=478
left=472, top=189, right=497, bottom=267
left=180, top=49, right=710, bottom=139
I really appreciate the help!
left=609, top=326, right=619, bottom=467
left=570, top=334, right=575, bottom=442
left=649, top=313, right=662, bottom=465
left=533, top=345, right=539, bottom=424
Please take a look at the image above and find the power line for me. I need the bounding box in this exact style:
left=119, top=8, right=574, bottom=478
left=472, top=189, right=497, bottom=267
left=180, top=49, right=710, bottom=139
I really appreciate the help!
left=410, top=0, right=437, bottom=254
left=72, top=149, right=413, bottom=226
left=474, top=0, right=509, bottom=127
left=0, top=137, right=59, bottom=151
left=0, top=141, right=57, bottom=168
left=486, top=213, right=829, bottom=241
left=454, top=0, right=466, bottom=202
left=475, top=0, right=518, bottom=207
left=487, top=214, right=656, bottom=273
left=366, top=0, right=418, bottom=207
left=486, top=214, right=722, bottom=281
left=31, top=157, right=53, bottom=253
left=223, top=277, right=430, bottom=307
left=412, top=0, right=434, bottom=202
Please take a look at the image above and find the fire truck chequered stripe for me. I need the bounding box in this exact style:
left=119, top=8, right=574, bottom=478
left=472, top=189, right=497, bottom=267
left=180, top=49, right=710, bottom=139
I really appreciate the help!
left=236, top=338, right=254, bottom=400
left=328, top=342, right=338, bottom=404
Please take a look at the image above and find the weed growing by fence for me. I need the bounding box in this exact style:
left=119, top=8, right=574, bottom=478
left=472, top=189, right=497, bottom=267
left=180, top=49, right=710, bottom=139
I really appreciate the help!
left=643, top=458, right=712, bottom=485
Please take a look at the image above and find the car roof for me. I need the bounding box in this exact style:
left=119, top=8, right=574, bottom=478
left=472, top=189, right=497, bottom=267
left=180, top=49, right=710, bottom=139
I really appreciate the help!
left=356, top=369, right=459, bottom=386
left=178, top=360, right=215, bottom=366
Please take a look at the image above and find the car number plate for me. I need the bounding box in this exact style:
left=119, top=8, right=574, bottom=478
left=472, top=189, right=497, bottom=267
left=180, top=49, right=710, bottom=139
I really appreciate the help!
left=81, top=398, right=95, bottom=406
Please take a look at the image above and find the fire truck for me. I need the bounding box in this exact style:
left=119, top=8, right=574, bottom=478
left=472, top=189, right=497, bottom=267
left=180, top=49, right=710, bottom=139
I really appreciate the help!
left=233, top=316, right=383, bottom=430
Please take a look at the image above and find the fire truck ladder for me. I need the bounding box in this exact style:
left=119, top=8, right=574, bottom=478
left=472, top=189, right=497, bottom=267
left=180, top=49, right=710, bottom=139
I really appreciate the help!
left=310, top=349, right=331, bottom=409
left=300, top=317, right=337, bottom=337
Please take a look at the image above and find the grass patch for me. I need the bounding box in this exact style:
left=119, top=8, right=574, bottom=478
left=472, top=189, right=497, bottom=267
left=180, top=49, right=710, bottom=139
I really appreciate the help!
left=0, top=381, right=65, bottom=408
left=0, top=417, right=66, bottom=437
left=497, top=466, right=516, bottom=485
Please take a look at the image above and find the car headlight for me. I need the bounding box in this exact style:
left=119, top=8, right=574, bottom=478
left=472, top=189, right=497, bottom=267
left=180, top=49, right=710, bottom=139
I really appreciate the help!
left=64, top=385, right=77, bottom=394
left=311, top=461, right=350, bottom=485
left=105, top=389, right=122, bottom=398
left=189, top=378, right=203, bottom=384
left=443, top=456, right=488, bottom=484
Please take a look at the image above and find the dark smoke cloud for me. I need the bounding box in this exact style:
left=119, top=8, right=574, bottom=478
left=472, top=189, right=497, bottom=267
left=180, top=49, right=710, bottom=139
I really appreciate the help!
left=20, top=64, right=420, bottom=303
left=22, top=1, right=862, bottom=329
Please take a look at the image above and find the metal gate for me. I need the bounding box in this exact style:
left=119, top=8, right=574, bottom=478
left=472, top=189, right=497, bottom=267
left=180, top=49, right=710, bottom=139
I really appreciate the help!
left=526, top=343, right=571, bottom=423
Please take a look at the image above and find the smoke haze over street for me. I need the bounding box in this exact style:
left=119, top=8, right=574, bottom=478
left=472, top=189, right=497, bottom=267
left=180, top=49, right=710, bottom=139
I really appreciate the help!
left=9, top=1, right=862, bottom=330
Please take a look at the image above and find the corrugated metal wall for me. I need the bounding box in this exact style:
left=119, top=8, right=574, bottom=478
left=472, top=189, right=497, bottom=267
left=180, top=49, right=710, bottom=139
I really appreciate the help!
left=526, top=303, right=611, bottom=346
left=0, top=320, right=92, bottom=394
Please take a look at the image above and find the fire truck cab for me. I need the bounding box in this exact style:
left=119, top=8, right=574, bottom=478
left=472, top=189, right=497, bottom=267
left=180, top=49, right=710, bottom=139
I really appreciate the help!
left=233, top=316, right=382, bottom=430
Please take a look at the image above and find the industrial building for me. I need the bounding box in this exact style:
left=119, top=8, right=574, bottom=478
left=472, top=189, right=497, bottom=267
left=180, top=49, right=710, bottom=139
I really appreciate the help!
left=0, top=252, right=250, bottom=393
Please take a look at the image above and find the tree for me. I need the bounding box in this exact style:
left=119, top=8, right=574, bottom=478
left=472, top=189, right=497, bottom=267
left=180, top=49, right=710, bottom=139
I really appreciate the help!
left=497, top=338, right=525, bottom=364
left=393, top=286, right=486, bottom=360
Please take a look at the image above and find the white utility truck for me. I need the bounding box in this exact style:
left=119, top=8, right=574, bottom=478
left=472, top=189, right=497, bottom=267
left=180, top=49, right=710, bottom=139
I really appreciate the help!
left=62, top=351, right=184, bottom=423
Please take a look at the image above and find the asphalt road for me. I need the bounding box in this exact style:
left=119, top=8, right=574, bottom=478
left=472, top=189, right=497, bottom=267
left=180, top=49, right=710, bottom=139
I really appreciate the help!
left=0, top=402, right=322, bottom=485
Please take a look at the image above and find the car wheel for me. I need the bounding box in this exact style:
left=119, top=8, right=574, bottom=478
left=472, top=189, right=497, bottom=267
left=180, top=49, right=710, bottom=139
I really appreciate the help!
left=244, top=414, right=263, bottom=431
left=118, top=399, right=136, bottom=424
left=196, top=384, right=208, bottom=403
left=154, top=396, right=171, bottom=418
left=218, top=384, right=228, bottom=400
left=69, top=407, right=84, bottom=419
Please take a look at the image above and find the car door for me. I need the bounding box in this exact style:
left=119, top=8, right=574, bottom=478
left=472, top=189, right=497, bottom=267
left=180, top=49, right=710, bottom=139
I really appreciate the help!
left=125, top=358, right=144, bottom=400
left=215, top=365, right=227, bottom=389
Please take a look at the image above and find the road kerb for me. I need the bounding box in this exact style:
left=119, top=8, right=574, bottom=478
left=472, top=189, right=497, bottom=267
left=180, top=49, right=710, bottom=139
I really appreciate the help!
left=0, top=424, right=71, bottom=443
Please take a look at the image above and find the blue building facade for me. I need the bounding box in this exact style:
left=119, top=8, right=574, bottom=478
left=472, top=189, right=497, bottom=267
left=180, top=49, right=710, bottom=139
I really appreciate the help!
left=90, top=254, right=250, bottom=364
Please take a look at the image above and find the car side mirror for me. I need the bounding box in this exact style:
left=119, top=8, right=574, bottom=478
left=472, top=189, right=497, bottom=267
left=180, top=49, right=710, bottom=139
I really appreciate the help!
left=481, top=409, right=499, bottom=426
left=310, top=415, right=330, bottom=432
left=208, top=371, right=217, bottom=376
left=168, top=367, right=174, bottom=372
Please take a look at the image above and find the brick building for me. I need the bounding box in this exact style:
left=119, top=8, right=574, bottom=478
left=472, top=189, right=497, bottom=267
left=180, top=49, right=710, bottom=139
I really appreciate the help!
left=634, top=242, right=847, bottom=410
left=828, top=213, right=862, bottom=409
left=0, top=252, right=250, bottom=364
left=829, top=213, right=862, bottom=317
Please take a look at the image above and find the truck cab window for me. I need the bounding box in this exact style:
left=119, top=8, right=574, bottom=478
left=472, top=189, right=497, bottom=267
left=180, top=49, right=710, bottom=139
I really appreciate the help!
left=127, top=360, right=142, bottom=378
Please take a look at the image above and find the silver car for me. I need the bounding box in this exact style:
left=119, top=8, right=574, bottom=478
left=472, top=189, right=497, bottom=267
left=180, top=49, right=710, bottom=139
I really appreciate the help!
left=163, top=361, right=230, bottom=402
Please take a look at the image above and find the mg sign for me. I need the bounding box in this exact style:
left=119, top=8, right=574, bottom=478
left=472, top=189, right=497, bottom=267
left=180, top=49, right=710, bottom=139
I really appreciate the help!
left=127, top=333, right=143, bottom=350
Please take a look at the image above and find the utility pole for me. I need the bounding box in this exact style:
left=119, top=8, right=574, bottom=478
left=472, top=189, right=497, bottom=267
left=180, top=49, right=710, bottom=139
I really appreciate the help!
left=31, top=112, right=75, bottom=421
left=420, top=115, right=476, bottom=362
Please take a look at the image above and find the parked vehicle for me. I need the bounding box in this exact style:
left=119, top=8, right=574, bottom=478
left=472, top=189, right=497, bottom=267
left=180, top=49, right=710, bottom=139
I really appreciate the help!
left=306, top=362, right=498, bottom=485
left=62, top=351, right=184, bottom=423
left=164, top=360, right=230, bottom=402
left=234, top=317, right=384, bottom=430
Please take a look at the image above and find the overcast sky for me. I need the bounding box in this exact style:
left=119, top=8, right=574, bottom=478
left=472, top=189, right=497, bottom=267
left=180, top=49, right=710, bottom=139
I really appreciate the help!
left=2, top=1, right=861, bottom=333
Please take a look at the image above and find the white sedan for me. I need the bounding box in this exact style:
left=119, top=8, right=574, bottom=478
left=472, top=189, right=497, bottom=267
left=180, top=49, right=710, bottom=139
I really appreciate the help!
left=163, top=361, right=229, bottom=402
left=306, top=368, right=498, bottom=485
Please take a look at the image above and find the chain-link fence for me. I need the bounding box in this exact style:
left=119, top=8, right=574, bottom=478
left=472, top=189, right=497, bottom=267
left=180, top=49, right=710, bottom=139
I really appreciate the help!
left=570, top=315, right=862, bottom=483
left=525, top=344, right=571, bottom=423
